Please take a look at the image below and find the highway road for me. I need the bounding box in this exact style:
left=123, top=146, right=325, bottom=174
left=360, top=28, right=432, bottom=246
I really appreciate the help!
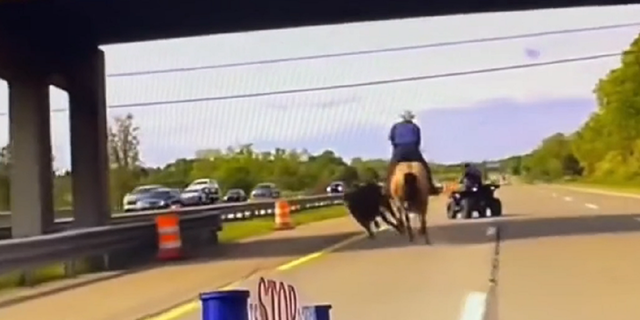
left=167, top=184, right=640, bottom=320
left=2, top=184, right=640, bottom=320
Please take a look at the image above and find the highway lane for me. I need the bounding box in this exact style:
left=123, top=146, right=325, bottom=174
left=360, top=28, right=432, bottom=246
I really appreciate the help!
left=499, top=185, right=640, bottom=320
left=174, top=194, right=501, bottom=320
left=170, top=184, right=640, bottom=320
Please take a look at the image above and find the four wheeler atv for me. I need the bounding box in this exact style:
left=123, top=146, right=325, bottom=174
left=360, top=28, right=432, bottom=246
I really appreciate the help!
left=446, top=183, right=502, bottom=220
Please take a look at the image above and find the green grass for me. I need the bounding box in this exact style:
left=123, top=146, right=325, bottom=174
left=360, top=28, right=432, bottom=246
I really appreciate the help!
left=0, top=206, right=347, bottom=291
left=0, top=259, right=92, bottom=292
left=218, top=206, right=347, bottom=243
left=559, top=181, right=640, bottom=195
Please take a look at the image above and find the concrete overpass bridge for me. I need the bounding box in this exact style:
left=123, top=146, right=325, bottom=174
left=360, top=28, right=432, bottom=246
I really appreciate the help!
left=0, top=0, right=630, bottom=239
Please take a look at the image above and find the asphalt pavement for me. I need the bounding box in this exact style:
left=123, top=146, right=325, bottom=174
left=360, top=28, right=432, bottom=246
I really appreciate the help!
left=174, top=184, right=640, bottom=320
left=3, top=185, right=640, bottom=320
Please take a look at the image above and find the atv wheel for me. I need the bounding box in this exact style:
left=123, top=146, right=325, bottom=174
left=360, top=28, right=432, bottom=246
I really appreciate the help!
left=489, top=199, right=503, bottom=217
left=447, top=201, right=457, bottom=219
left=461, top=198, right=473, bottom=219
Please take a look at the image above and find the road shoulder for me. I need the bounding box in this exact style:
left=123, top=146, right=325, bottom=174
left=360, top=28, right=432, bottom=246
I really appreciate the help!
left=0, top=216, right=362, bottom=320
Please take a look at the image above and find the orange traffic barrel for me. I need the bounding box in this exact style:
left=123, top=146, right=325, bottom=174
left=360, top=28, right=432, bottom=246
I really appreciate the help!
left=274, top=200, right=295, bottom=230
left=155, top=213, right=183, bottom=260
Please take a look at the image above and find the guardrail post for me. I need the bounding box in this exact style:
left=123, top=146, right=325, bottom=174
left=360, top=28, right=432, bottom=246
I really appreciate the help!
left=200, top=289, right=250, bottom=320
left=301, top=304, right=332, bottom=320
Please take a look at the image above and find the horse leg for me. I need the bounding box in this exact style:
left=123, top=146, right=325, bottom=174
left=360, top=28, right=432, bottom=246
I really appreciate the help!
left=404, top=203, right=414, bottom=242
left=419, top=200, right=430, bottom=245
left=390, top=199, right=406, bottom=234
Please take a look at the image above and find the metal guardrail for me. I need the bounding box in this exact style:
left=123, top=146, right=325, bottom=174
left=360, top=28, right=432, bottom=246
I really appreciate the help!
left=0, top=194, right=343, bottom=276
left=0, top=195, right=327, bottom=238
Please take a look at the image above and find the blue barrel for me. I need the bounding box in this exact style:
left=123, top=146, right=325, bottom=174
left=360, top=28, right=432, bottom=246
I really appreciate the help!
left=302, top=304, right=332, bottom=320
left=200, top=289, right=250, bottom=320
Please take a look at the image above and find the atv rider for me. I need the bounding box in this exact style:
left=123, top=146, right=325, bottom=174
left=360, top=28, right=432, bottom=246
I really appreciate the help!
left=460, top=162, right=483, bottom=189
left=386, top=110, right=438, bottom=195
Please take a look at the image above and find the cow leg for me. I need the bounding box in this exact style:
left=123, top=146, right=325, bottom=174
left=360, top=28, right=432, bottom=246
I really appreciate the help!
left=378, top=208, right=401, bottom=233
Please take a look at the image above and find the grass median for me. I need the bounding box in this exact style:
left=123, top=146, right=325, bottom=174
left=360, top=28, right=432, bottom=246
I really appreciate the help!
left=558, top=181, right=640, bottom=195
left=0, top=205, right=347, bottom=291
left=218, top=206, right=348, bottom=243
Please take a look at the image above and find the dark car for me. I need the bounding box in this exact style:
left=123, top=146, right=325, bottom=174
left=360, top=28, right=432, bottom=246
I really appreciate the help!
left=124, top=188, right=182, bottom=212
left=179, top=184, right=217, bottom=206
left=326, top=181, right=345, bottom=194
left=224, top=189, right=248, bottom=202
left=250, top=183, right=280, bottom=200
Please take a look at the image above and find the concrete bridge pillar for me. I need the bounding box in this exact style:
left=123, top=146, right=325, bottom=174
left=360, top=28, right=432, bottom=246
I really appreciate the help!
left=67, top=48, right=111, bottom=228
left=8, top=74, right=55, bottom=237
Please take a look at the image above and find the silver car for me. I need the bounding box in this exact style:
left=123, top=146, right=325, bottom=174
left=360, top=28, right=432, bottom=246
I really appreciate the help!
left=187, top=179, right=221, bottom=202
left=123, top=187, right=181, bottom=212
left=122, top=185, right=163, bottom=212
left=180, top=185, right=216, bottom=206
left=250, top=183, right=280, bottom=200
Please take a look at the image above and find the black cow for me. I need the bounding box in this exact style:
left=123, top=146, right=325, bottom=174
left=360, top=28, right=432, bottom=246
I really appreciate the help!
left=344, top=182, right=402, bottom=239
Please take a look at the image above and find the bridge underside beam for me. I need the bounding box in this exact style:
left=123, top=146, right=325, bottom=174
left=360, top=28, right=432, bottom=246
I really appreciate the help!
left=1, top=0, right=634, bottom=46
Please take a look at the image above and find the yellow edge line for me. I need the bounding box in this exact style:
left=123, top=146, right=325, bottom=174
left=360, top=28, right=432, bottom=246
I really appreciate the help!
left=148, top=227, right=383, bottom=320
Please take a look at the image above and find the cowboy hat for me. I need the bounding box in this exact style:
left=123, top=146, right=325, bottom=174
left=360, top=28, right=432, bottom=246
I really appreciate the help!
left=400, top=110, right=415, bottom=121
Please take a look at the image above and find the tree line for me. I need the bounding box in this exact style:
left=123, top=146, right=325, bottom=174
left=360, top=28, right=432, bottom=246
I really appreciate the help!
left=500, top=35, right=640, bottom=184
left=0, top=113, right=398, bottom=211
left=0, top=110, right=484, bottom=212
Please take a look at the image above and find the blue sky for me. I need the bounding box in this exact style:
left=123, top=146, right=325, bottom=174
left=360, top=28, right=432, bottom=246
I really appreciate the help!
left=1, top=5, right=640, bottom=170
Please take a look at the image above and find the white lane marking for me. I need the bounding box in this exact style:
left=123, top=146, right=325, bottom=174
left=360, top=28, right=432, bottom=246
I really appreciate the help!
left=563, top=196, right=573, bottom=201
left=459, top=291, right=487, bottom=320
left=486, top=226, right=496, bottom=236
left=550, top=185, right=640, bottom=199
left=585, top=203, right=599, bottom=210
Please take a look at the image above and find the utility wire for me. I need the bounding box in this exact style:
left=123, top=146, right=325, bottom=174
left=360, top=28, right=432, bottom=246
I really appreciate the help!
left=0, top=51, right=619, bottom=117
left=107, top=22, right=640, bottom=78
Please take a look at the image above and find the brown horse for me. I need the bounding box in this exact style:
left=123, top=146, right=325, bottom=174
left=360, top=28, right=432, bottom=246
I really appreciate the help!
left=389, top=162, right=431, bottom=244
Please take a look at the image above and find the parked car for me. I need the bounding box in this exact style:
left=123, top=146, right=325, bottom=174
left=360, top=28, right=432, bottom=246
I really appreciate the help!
left=224, top=189, right=248, bottom=202
left=250, top=183, right=280, bottom=200
left=326, top=181, right=345, bottom=194
left=180, top=184, right=217, bottom=206
left=122, top=185, right=164, bottom=212
left=123, top=187, right=182, bottom=212
left=187, top=178, right=221, bottom=202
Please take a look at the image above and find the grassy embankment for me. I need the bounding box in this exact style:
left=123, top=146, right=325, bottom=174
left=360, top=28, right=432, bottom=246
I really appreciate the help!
left=557, top=181, right=640, bottom=195
left=0, top=206, right=348, bottom=291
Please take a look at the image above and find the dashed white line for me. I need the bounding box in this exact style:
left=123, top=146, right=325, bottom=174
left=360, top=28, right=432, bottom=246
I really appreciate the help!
left=563, top=196, right=573, bottom=201
left=486, top=226, right=497, bottom=236
left=459, top=291, right=487, bottom=320
left=585, top=203, right=599, bottom=210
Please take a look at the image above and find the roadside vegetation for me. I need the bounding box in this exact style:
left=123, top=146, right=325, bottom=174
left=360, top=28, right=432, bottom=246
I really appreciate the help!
left=0, top=206, right=348, bottom=291
left=488, top=36, right=640, bottom=193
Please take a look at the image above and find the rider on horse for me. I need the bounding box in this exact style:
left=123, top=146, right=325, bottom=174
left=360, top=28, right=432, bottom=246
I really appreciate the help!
left=460, top=162, right=483, bottom=189
left=386, top=110, right=437, bottom=195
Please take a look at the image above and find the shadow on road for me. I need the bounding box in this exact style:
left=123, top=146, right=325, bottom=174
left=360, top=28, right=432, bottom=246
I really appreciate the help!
left=4, top=212, right=639, bottom=308
left=177, top=212, right=640, bottom=258
left=334, top=213, right=640, bottom=252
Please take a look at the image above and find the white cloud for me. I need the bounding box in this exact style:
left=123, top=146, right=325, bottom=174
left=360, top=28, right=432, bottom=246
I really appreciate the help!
left=1, top=5, right=639, bottom=168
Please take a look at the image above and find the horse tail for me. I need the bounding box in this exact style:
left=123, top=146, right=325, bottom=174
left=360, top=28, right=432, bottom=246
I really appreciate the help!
left=403, top=172, right=419, bottom=204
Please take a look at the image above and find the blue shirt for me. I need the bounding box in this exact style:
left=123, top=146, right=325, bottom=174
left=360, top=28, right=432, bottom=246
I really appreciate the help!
left=389, top=121, right=421, bottom=147
left=461, top=166, right=483, bottom=186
